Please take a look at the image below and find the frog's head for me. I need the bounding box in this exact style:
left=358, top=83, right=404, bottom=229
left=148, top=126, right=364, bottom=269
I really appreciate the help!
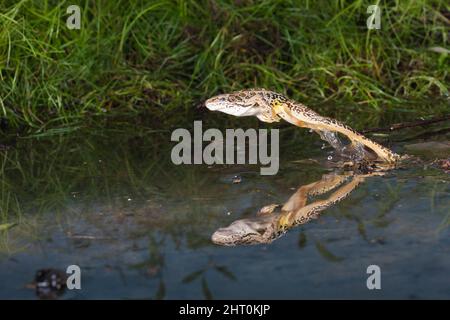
left=205, top=90, right=262, bottom=117
left=211, top=216, right=276, bottom=246
left=205, top=88, right=285, bottom=119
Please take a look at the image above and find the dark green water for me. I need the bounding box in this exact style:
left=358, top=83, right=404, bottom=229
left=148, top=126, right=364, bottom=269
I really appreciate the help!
left=0, top=121, right=449, bottom=299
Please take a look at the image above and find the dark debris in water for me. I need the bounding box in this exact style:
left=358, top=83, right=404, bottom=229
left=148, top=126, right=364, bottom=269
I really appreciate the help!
left=31, top=269, right=67, bottom=300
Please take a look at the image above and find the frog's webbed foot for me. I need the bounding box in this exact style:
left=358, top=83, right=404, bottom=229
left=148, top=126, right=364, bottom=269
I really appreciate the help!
left=339, top=158, right=394, bottom=174
left=257, top=203, right=281, bottom=216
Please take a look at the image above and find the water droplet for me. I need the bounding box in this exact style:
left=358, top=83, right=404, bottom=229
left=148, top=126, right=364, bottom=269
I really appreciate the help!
left=327, top=155, right=333, bottom=160
left=226, top=211, right=231, bottom=216
left=127, top=198, right=132, bottom=201
left=321, top=144, right=326, bottom=150
left=232, top=175, right=242, bottom=184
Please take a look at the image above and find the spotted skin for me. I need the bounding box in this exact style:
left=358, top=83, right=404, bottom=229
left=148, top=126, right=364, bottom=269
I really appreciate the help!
left=205, top=89, right=400, bottom=164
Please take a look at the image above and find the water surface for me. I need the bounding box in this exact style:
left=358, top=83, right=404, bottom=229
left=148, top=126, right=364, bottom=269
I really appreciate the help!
left=0, top=121, right=449, bottom=299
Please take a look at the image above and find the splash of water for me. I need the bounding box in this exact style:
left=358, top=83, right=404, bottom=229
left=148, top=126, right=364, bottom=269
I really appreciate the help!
left=349, top=142, right=369, bottom=161
left=317, top=131, right=345, bottom=150
left=316, top=130, right=372, bottom=162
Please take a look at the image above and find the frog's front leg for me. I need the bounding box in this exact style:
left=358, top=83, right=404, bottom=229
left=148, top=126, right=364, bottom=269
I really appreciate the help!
left=257, top=110, right=281, bottom=123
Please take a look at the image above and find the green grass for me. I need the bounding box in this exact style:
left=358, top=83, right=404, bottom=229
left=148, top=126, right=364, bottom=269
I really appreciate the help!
left=0, top=0, right=448, bottom=132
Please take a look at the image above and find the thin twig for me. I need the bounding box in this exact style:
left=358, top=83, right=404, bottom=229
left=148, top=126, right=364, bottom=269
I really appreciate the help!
left=362, top=115, right=450, bottom=134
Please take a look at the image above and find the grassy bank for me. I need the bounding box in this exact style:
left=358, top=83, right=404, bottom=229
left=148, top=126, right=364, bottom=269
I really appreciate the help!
left=0, top=0, right=448, bottom=132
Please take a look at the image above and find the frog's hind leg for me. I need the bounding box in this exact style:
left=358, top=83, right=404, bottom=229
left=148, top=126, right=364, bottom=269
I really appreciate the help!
left=281, top=173, right=349, bottom=212
left=276, top=103, right=400, bottom=163
left=281, top=174, right=365, bottom=228
left=257, top=203, right=282, bottom=216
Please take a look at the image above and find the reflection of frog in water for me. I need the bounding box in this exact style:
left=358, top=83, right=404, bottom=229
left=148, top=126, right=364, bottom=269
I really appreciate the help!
left=212, top=170, right=382, bottom=246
